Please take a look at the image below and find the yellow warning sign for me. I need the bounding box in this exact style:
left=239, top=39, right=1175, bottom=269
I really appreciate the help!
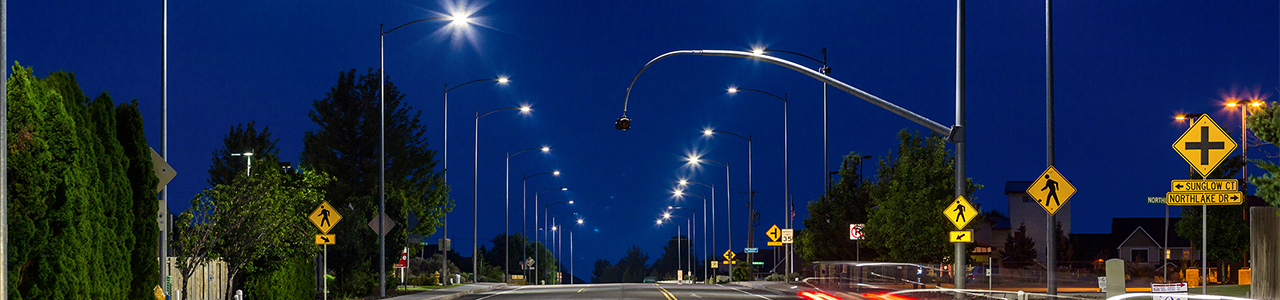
left=949, top=230, right=973, bottom=243
left=1173, top=115, right=1237, bottom=178
left=315, top=234, right=336, bottom=245
left=723, top=249, right=736, bottom=261
left=766, top=225, right=781, bottom=242
left=309, top=201, right=342, bottom=234
left=942, top=196, right=978, bottom=230
left=1026, top=166, right=1076, bottom=216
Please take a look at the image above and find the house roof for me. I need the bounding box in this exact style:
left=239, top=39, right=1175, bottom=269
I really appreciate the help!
left=1110, top=217, right=1190, bottom=248
left=1005, top=181, right=1033, bottom=195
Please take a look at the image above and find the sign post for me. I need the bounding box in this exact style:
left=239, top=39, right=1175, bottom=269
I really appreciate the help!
left=1170, top=115, right=1237, bottom=295
left=1026, top=166, right=1077, bottom=294
left=766, top=225, right=783, bottom=246
left=309, top=201, right=343, bottom=300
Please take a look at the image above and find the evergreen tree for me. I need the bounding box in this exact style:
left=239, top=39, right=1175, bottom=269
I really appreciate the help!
left=798, top=152, right=875, bottom=262
left=207, top=121, right=280, bottom=186
left=1000, top=223, right=1038, bottom=269
left=116, top=99, right=160, bottom=299
left=300, top=68, right=451, bottom=295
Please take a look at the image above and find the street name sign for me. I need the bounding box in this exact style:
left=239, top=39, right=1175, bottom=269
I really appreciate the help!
left=1173, top=115, right=1236, bottom=178
left=315, top=234, right=336, bottom=245
left=1165, top=191, right=1244, bottom=206
left=744, top=248, right=759, bottom=253
left=1170, top=179, right=1237, bottom=192
left=781, top=229, right=794, bottom=244
left=1147, top=197, right=1166, bottom=204
left=1026, top=166, right=1076, bottom=215
left=943, top=196, right=978, bottom=229
left=766, top=225, right=781, bottom=242
left=949, top=230, right=972, bottom=243
left=850, top=224, right=865, bottom=240
left=309, top=201, right=343, bottom=234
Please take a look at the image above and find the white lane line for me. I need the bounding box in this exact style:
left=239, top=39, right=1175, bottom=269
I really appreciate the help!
left=721, top=285, right=773, bottom=299
left=690, top=293, right=703, bottom=298
left=475, top=285, right=530, bottom=300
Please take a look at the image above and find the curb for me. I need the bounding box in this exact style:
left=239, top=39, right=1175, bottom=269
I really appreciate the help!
left=421, top=283, right=508, bottom=300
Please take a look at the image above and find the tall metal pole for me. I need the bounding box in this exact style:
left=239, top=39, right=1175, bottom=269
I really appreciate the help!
left=522, top=177, right=527, bottom=282
left=784, top=95, right=791, bottom=282
left=442, top=85, right=450, bottom=284
left=0, top=0, right=6, bottom=295
left=505, top=153, right=510, bottom=282
left=1045, top=0, right=1057, bottom=295
left=378, top=23, right=389, bottom=297
left=746, top=137, right=753, bottom=279
left=473, top=112, right=479, bottom=281
left=160, top=0, right=170, bottom=293
left=570, top=230, right=574, bottom=284
left=1202, top=204, right=1207, bottom=294
left=953, top=0, right=968, bottom=292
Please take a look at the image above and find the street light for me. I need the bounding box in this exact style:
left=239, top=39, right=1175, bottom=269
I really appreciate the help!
left=751, top=47, right=832, bottom=190
left=381, top=13, right=472, bottom=295
left=550, top=211, right=580, bottom=284
left=668, top=206, right=698, bottom=282
left=685, top=154, right=731, bottom=280
left=701, top=128, right=755, bottom=272
left=229, top=152, right=254, bottom=176
left=659, top=212, right=692, bottom=283
left=675, top=180, right=712, bottom=283
left=725, top=86, right=793, bottom=278
left=1175, top=112, right=1206, bottom=291
left=504, top=146, right=550, bottom=280
left=1224, top=99, right=1265, bottom=191
left=528, top=184, right=565, bottom=284
left=443, top=78, right=510, bottom=279
left=544, top=199, right=574, bottom=283
left=474, top=105, right=533, bottom=279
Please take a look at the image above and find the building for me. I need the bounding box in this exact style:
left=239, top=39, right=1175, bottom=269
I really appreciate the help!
left=1111, top=217, right=1193, bottom=268
left=1005, top=181, right=1071, bottom=262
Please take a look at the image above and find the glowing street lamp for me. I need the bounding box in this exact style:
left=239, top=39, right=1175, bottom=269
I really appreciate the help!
left=528, top=184, right=565, bottom=284
left=505, top=146, right=550, bottom=281
left=474, top=105, right=533, bottom=278
left=701, top=128, right=755, bottom=268
left=229, top=152, right=254, bottom=176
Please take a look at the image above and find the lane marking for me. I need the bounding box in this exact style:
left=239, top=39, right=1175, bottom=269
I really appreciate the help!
left=475, top=285, right=529, bottom=300
left=723, top=285, right=771, bottom=300
left=577, top=288, right=585, bottom=293
left=655, top=284, right=678, bottom=300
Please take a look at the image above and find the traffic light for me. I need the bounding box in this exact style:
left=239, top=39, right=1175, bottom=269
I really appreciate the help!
left=615, top=116, right=631, bottom=131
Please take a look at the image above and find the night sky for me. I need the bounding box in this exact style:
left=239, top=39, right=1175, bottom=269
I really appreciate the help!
left=12, top=0, right=1278, bottom=272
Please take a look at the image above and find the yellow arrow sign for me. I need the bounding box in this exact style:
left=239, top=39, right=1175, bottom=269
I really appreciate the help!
left=766, top=225, right=781, bottom=242
left=950, top=230, right=972, bottom=243
left=1173, top=115, right=1237, bottom=178
left=1170, top=179, right=1238, bottom=192
left=309, top=201, right=343, bottom=234
left=942, top=196, right=978, bottom=230
left=723, top=249, right=736, bottom=261
left=1026, top=166, right=1076, bottom=216
left=315, top=234, right=336, bottom=245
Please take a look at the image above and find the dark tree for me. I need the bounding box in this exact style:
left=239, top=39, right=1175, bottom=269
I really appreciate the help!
left=207, top=121, right=280, bottom=186
left=591, top=259, right=612, bottom=283
left=798, top=152, right=875, bottom=262
left=300, top=68, right=451, bottom=295
left=1001, top=223, right=1038, bottom=269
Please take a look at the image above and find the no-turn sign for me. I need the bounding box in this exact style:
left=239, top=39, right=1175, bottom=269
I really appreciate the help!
left=850, top=224, right=865, bottom=240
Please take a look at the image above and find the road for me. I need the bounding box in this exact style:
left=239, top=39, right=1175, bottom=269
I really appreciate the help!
left=453, top=283, right=805, bottom=300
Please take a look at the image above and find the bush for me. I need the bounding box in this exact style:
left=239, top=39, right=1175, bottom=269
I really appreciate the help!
left=244, top=257, right=316, bottom=300
left=764, top=273, right=786, bottom=281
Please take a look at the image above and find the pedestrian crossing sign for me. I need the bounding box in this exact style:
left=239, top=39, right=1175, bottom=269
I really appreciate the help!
left=943, top=196, right=977, bottom=230
left=309, top=201, right=342, bottom=234
left=1026, top=166, right=1075, bottom=216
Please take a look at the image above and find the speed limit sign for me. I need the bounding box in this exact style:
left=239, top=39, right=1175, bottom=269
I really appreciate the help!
left=850, top=224, right=865, bottom=240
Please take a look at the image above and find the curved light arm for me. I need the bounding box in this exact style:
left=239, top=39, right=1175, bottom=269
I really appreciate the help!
left=545, top=200, right=574, bottom=208
left=706, top=130, right=751, bottom=143
left=667, top=206, right=696, bottom=215
left=478, top=106, right=529, bottom=119
left=760, top=49, right=826, bottom=67
left=730, top=87, right=786, bottom=103
left=660, top=213, right=690, bottom=222
left=446, top=77, right=507, bottom=93
left=507, top=146, right=548, bottom=158
left=537, top=187, right=569, bottom=196
left=524, top=171, right=561, bottom=180
left=617, top=49, right=953, bottom=138
left=382, top=17, right=453, bottom=36
left=690, top=157, right=727, bottom=168
left=678, top=179, right=713, bottom=189
left=672, top=190, right=706, bottom=201
left=551, top=212, right=580, bottom=221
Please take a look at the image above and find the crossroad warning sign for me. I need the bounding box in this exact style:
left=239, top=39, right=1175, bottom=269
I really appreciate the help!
left=1173, top=115, right=1237, bottom=178
left=942, top=196, right=978, bottom=230
left=766, top=225, right=781, bottom=242
left=309, top=201, right=342, bottom=234
left=1026, top=166, right=1076, bottom=216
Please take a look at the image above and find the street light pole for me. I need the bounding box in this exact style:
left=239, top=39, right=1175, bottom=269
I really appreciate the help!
left=676, top=182, right=712, bottom=282
left=381, top=15, right=470, bottom=294
left=545, top=201, right=574, bottom=283
left=726, top=87, right=788, bottom=280
left=442, top=76, right=508, bottom=282
left=703, top=129, right=752, bottom=276
left=474, top=106, right=532, bottom=281
left=669, top=207, right=697, bottom=282
left=524, top=175, right=562, bottom=284
left=751, top=48, right=829, bottom=191
left=505, top=147, right=549, bottom=282
left=230, top=152, right=254, bottom=176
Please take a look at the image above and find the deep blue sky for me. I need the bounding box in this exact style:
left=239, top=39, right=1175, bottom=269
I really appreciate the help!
left=13, top=1, right=1278, bottom=271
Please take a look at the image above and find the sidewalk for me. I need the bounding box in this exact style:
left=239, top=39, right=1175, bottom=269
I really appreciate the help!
left=384, top=283, right=507, bottom=300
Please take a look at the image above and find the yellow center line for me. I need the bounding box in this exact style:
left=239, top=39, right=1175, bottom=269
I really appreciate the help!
left=657, top=285, right=678, bottom=300
left=577, top=288, right=585, bottom=293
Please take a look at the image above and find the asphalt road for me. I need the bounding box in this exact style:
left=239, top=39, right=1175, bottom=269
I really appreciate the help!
left=453, top=283, right=805, bottom=300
